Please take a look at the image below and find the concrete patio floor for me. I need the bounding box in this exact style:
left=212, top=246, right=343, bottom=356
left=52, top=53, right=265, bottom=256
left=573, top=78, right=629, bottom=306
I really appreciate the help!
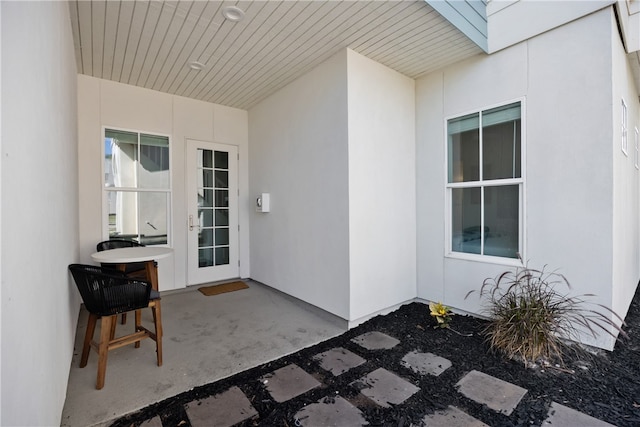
left=60, top=280, right=347, bottom=427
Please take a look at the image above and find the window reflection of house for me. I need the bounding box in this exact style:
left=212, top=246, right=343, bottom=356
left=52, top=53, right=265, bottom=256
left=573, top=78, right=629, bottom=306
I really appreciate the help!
left=104, top=129, right=170, bottom=245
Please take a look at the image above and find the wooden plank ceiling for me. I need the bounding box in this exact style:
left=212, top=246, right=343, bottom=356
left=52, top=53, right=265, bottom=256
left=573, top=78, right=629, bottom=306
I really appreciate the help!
left=69, top=1, right=482, bottom=110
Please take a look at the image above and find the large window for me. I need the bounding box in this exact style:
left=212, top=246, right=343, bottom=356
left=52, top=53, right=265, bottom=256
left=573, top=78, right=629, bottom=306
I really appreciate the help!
left=104, top=128, right=170, bottom=245
left=447, top=101, right=522, bottom=259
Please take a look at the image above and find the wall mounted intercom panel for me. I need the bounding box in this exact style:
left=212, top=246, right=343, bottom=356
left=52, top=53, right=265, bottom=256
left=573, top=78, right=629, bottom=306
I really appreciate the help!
left=256, top=193, right=270, bottom=212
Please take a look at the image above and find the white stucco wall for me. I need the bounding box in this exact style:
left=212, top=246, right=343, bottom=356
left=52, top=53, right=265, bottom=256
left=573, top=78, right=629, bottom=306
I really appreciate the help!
left=248, top=50, right=351, bottom=319
left=1, top=2, right=80, bottom=425
left=611, top=8, right=640, bottom=327
left=417, top=41, right=528, bottom=312
left=527, top=7, right=621, bottom=350
left=417, top=8, right=633, bottom=349
left=346, top=50, right=417, bottom=322
left=248, top=49, right=416, bottom=322
left=77, top=76, right=250, bottom=291
left=487, top=0, right=614, bottom=53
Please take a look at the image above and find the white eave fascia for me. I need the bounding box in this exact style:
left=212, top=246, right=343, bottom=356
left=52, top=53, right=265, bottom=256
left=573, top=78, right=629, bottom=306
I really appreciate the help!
left=426, top=0, right=489, bottom=53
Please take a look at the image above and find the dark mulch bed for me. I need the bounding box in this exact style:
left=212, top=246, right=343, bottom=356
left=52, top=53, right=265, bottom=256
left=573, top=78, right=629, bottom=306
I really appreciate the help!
left=111, top=287, right=640, bottom=427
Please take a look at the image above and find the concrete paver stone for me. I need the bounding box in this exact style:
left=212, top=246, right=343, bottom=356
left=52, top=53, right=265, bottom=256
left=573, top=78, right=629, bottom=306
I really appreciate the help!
left=456, top=370, right=527, bottom=415
left=295, top=395, right=368, bottom=426
left=351, top=331, right=400, bottom=350
left=422, top=405, right=489, bottom=427
left=313, top=347, right=367, bottom=376
left=543, top=402, right=616, bottom=426
left=185, top=386, right=258, bottom=427
left=401, top=350, right=452, bottom=377
left=351, top=367, right=420, bottom=408
left=260, top=363, right=321, bottom=403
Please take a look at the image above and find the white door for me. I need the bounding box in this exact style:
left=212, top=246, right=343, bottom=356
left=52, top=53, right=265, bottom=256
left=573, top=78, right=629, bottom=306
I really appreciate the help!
left=186, top=140, right=239, bottom=285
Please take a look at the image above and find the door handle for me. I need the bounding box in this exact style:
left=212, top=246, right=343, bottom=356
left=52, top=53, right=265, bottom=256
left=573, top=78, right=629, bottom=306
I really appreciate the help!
left=189, top=215, right=194, bottom=231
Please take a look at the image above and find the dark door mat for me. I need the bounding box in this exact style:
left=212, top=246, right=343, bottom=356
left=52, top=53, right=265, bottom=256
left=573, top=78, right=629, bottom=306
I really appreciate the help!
left=198, top=281, right=249, bottom=296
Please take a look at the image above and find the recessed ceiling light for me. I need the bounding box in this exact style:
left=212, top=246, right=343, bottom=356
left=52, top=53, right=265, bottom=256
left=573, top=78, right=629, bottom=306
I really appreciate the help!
left=188, top=61, right=206, bottom=71
left=221, top=6, right=244, bottom=22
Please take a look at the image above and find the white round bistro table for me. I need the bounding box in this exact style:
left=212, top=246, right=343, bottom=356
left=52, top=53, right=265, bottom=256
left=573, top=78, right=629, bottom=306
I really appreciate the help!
left=90, top=247, right=173, bottom=291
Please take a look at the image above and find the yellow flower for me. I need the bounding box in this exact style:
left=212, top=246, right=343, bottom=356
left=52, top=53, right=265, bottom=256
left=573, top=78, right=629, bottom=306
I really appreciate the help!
left=429, top=301, right=451, bottom=325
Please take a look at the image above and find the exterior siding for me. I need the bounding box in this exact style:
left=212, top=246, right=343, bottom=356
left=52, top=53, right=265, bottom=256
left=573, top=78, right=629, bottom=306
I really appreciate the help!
left=427, top=0, right=488, bottom=52
left=416, top=7, right=637, bottom=350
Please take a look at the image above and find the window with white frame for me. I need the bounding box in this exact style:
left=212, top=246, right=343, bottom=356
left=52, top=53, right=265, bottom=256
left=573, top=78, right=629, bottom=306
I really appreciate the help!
left=622, top=99, right=628, bottom=155
left=446, top=101, right=522, bottom=259
left=104, top=128, right=171, bottom=245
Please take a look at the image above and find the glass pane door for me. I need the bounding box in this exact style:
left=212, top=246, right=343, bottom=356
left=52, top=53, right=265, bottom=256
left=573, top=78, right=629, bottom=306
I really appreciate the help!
left=197, top=149, right=230, bottom=267
left=187, top=140, right=238, bottom=285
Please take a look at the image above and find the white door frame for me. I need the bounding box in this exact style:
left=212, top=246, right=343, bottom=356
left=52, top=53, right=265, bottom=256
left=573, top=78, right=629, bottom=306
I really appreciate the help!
left=186, top=139, right=239, bottom=285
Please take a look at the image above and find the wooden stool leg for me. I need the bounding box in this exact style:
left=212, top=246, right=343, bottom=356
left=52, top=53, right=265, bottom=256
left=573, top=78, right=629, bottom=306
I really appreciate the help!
left=152, top=301, right=163, bottom=366
left=109, top=316, right=117, bottom=341
left=121, top=313, right=127, bottom=325
left=80, top=313, right=98, bottom=368
left=145, top=260, right=159, bottom=291
left=96, top=315, right=114, bottom=390
left=134, top=309, right=142, bottom=348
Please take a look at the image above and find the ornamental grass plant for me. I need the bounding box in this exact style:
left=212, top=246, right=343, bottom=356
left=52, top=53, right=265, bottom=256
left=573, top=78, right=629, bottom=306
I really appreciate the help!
left=467, top=258, right=627, bottom=367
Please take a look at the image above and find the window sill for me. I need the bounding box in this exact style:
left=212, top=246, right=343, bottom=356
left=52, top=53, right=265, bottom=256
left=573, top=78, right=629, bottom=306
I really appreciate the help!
left=444, top=251, right=523, bottom=268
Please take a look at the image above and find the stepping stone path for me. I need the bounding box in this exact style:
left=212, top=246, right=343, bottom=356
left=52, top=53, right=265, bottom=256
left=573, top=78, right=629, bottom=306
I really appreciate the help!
left=260, top=363, right=320, bottom=403
left=543, top=402, right=616, bottom=426
left=401, top=350, right=452, bottom=376
left=351, top=330, right=400, bottom=349
left=295, top=396, right=367, bottom=426
left=174, top=330, right=614, bottom=426
left=351, top=367, right=420, bottom=408
left=185, top=386, right=258, bottom=427
left=423, top=405, right=489, bottom=427
left=456, top=369, right=528, bottom=415
left=313, top=347, right=366, bottom=376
